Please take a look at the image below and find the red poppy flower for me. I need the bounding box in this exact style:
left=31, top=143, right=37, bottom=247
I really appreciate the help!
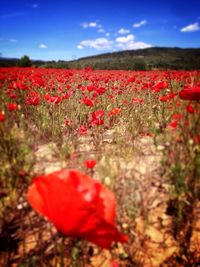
left=90, top=111, right=104, bottom=126
left=9, top=92, right=17, bottom=99
left=186, top=104, right=195, bottom=114
left=159, top=96, right=169, bottom=102
left=0, top=112, right=5, bottom=122
left=64, top=118, right=72, bottom=126
left=49, top=96, right=62, bottom=104
left=108, top=108, right=121, bottom=117
left=132, top=98, right=144, bottom=104
left=44, top=94, right=62, bottom=104
left=110, top=260, right=119, bottom=267
left=82, top=98, right=94, bottom=107
left=87, top=85, right=95, bottom=92
left=26, top=92, right=40, bottom=106
left=77, top=125, right=88, bottom=135
left=179, top=85, right=200, bottom=101
left=167, top=120, right=178, bottom=129
left=7, top=103, right=18, bottom=111
left=172, top=113, right=182, bottom=121
left=193, top=135, right=200, bottom=144
left=84, top=160, right=96, bottom=169
left=95, top=87, right=106, bottom=95
left=27, top=169, right=128, bottom=248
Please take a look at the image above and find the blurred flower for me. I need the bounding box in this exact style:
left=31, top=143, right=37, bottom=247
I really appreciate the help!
left=87, top=85, right=96, bottom=92
left=95, top=87, right=106, bottom=96
left=167, top=120, right=178, bottom=129
left=77, top=125, right=88, bottom=135
left=179, top=85, right=200, bottom=101
left=108, top=108, right=121, bottom=117
left=0, top=112, right=5, bottom=122
left=84, top=66, right=93, bottom=72
left=90, top=110, right=104, bottom=126
left=132, top=98, right=144, bottom=104
left=44, top=94, right=62, bottom=104
left=186, top=104, right=195, bottom=114
left=64, top=118, right=72, bottom=126
left=9, top=92, right=17, bottom=99
left=84, top=160, right=96, bottom=169
left=172, top=113, right=182, bottom=121
left=27, top=169, right=128, bottom=248
left=110, top=260, right=119, bottom=267
left=193, top=135, right=200, bottom=144
left=7, top=103, right=18, bottom=111
left=82, top=98, right=94, bottom=107
left=159, top=93, right=176, bottom=102
left=26, top=92, right=40, bottom=106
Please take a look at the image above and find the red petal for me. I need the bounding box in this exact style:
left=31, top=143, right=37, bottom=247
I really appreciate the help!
left=27, top=169, right=128, bottom=248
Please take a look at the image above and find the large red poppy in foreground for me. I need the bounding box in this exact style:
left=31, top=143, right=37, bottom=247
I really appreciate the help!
left=27, top=169, right=128, bottom=248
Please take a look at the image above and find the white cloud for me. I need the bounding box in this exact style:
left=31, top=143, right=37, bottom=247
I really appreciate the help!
left=77, top=45, right=84, bottom=49
left=116, top=41, right=152, bottom=50
left=88, top=22, right=97, bottom=27
left=81, top=22, right=99, bottom=28
left=105, top=32, right=110, bottom=37
left=116, top=34, right=135, bottom=43
left=9, top=38, right=17, bottom=43
left=39, top=44, right=47, bottom=49
left=77, top=38, right=113, bottom=50
left=32, top=4, right=39, bottom=8
left=118, top=28, right=130, bottom=34
left=115, top=34, right=152, bottom=50
left=77, top=34, right=152, bottom=51
left=133, top=19, right=147, bottom=28
left=180, top=22, right=200, bottom=32
left=81, top=22, right=105, bottom=33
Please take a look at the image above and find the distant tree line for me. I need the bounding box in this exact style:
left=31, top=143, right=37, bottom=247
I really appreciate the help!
left=0, top=48, right=200, bottom=70
left=0, top=55, right=46, bottom=68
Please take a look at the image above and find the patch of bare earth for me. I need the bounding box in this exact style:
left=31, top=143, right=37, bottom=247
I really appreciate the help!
left=128, top=137, right=178, bottom=266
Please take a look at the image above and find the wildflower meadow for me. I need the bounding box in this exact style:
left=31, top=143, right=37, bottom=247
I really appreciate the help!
left=0, top=67, right=199, bottom=266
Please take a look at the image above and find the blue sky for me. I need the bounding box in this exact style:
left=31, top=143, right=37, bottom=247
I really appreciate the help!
left=0, top=0, right=200, bottom=60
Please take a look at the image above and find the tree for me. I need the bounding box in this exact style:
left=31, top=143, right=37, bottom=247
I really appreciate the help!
left=133, top=59, right=148, bottom=70
left=18, top=55, right=32, bottom=67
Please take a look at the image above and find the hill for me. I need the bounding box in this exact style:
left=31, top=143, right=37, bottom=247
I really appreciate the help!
left=1, top=47, right=200, bottom=70
left=66, top=47, right=200, bottom=70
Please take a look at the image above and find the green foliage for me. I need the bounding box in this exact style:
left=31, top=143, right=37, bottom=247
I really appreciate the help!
left=42, top=60, right=70, bottom=69
left=0, top=124, right=32, bottom=192
left=133, top=59, right=148, bottom=70
left=171, top=163, right=187, bottom=197
left=18, top=55, right=32, bottom=67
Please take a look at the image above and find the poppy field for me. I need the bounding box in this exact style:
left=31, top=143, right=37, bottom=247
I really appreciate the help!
left=0, top=67, right=200, bottom=266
